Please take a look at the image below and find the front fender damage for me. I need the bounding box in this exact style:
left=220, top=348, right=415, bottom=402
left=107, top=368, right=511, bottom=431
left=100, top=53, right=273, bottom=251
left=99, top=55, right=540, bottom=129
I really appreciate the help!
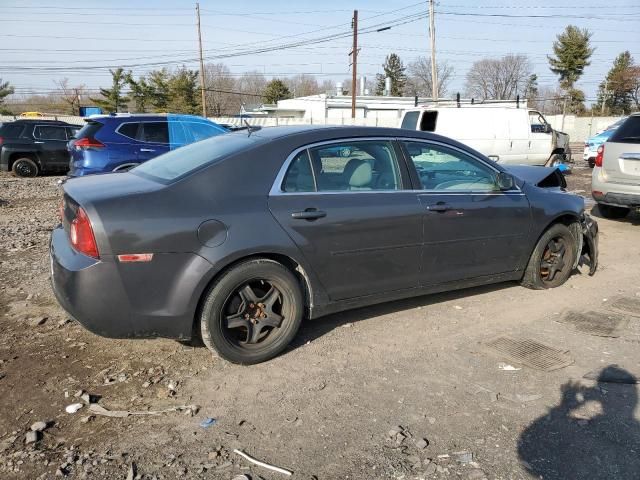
left=579, top=213, right=598, bottom=276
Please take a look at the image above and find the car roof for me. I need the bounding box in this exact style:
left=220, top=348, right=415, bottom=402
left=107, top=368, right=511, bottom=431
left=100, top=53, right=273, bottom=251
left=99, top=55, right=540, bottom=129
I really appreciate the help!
left=87, top=113, right=214, bottom=122
left=3, top=119, right=75, bottom=125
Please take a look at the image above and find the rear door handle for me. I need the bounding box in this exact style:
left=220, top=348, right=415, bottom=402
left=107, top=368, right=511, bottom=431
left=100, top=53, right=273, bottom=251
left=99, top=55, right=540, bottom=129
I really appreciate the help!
left=140, top=148, right=155, bottom=152
left=291, top=209, right=327, bottom=220
left=426, top=203, right=450, bottom=212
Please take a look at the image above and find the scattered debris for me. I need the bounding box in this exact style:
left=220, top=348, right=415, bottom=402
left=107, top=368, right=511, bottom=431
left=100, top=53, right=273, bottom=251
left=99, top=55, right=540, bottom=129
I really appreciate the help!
left=415, top=438, right=429, bottom=449
left=65, top=403, right=84, bottom=414
left=200, top=417, right=217, bottom=428
left=453, top=451, right=473, bottom=464
left=454, top=305, right=463, bottom=310
left=232, top=476, right=251, bottom=480
left=498, top=362, right=521, bottom=371
left=30, top=421, right=48, bottom=432
left=28, top=316, right=48, bottom=327
left=125, top=462, right=136, bottom=480
left=233, top=449, right=293, bottom=476
left=88, top=402, right=199, bottom=418
left=25, top=431, right=40, bottom=444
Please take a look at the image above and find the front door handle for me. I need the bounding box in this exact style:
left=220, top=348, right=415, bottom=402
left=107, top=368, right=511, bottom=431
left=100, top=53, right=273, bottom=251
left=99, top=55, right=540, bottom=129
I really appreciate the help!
left=426, top=203, right=450, bottom=212
left=140, top=148, right=155, bottom=152
left=291, top=209, right=327, bottom=220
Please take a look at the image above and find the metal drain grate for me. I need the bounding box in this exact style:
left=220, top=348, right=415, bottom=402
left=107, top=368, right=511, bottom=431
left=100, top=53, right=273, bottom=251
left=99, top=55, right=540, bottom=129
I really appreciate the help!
left=609, top=297, right=640, bottom=317
left=485, top=336, right=574, bottom=371
left=559, top=310, right=629, bottom=337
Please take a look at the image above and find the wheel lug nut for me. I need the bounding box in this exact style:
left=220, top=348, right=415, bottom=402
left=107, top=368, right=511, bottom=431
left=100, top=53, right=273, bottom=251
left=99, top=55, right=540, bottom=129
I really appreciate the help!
left=249, top=303, right=255, bottom=308
left=244, top=314, right=249, bottom=319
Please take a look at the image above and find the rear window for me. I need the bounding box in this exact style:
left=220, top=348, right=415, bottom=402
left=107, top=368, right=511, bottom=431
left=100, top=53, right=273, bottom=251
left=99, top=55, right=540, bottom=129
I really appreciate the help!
left=609, top=116, right=640, bottom=144
left=401, top=111, right=419, bottom=130
left=0, top=123, right=24, bottom=138
left=76, top=121, right=104, bottom=139
left=33, top=125, right=68, bottom=140
left=132, top=133, right=260, bottom=183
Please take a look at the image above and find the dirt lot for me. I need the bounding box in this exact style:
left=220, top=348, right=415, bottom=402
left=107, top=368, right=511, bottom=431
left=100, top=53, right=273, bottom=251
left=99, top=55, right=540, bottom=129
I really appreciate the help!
left=1, top=164, right=639, bottom=480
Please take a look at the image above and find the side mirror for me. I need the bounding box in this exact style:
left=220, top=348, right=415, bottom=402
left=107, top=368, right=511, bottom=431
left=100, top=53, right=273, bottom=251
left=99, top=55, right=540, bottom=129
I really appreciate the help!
left=496, top=172, right=515, bottom=191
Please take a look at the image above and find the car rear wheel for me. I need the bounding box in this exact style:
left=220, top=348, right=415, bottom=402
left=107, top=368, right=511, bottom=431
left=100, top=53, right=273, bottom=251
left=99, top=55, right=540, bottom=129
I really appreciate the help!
left=12, top=158, right=39, bottom=178
left=521, top=223, right=577, bottom=290
left=200, top=259, right=303, bottom=364
left=597, top=203, right=630, bottom=219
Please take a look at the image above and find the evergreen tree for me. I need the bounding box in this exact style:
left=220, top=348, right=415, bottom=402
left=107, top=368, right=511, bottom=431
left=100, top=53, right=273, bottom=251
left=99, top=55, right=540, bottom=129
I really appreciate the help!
left=595, top=51, right=635, bottom=115
left=147, top=69, right=171, bottom=111
left=0, top=78, right=15, bottom=114
left=375, top=54, right=407, bottom=96
left=90, top=68, right=130, bottom=113
left=167, top=68, right=199, bottom=114
left=263, top=79, right=292, bottom=104
left=126, top=75, right=154, bottom=113
left=548, top=25, right=594, bottom=113
left=524, top=74, right=538, bottom=103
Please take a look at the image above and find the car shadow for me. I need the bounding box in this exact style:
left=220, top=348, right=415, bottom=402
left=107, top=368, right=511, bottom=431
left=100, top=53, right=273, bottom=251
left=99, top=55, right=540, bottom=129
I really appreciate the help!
left=589, top=205, right=640, bottom=226
left=288, top=281, right=516, bottom=350
left=517, top=365, right=640, bottom=480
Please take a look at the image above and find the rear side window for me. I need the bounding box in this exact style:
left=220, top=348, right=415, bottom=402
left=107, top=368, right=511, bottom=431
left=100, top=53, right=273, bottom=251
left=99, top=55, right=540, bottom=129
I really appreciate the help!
left=401, top=111, right=420, bottom=130
left=283, top=150, right=315, bottom=192
left=0, top=124, right=24, bottom=138
left=33, top=125, right=68, bottom=140
left=76, top=121, right=104, bottom=139
left=140, top=122, right=169, bottom=143
left=117, top=122, right=140, bottom=140
left=609, top=116, right=640, bottom=144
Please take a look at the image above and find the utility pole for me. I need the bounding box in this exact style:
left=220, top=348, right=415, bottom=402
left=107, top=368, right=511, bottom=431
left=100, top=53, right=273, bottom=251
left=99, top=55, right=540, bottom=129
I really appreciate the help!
left=600, top=79, right=608, bottom=115
left=428, top=0, right=438, bottom=101
left=350, top=10, right=358, bottom=119
left=196, top=2, right=207, bottom=117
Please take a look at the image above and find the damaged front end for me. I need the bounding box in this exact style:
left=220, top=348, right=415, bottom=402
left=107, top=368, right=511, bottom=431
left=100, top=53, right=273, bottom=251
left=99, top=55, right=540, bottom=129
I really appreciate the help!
left=573, top=212, right=599, bottom=276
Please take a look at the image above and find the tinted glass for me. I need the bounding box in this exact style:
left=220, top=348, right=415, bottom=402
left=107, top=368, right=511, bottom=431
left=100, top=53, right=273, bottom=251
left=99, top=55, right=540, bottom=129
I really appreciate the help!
left=186, top=122, right=225, bottom=141
left=76, top=121, right=103, bottom=139
left=402, top=141, right=498, bottom=192
left=141, top=122, right=169, bottom=143
left=309, top=141, right=401, bottom=191
left=33, top=125, right=68, bottom=140
left=132, top=133, right=260, bottom=183
left=117, top=123, right=140, bottom=140
left=67, top=127, right=80, bottom=138
left=401, top=111, right=420, bottom=129
left=282, top=150, right=315, bottom=192
left=609, top=116, right=640, bottom=144
left=0, top=124, right=24, bottom=138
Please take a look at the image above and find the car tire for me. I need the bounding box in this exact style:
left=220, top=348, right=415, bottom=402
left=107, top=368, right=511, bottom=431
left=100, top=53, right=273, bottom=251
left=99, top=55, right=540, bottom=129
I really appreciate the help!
left=200, top=258, right=304, bottom=364
left=597, top=203, right=630, bottom=219
left=548, top=154, right=563, bottom=167
left=12, top=158, right=39, bottom=178
left=521, top=223, right=577, bottom=290
left=588, top=158, right=595, bottom=168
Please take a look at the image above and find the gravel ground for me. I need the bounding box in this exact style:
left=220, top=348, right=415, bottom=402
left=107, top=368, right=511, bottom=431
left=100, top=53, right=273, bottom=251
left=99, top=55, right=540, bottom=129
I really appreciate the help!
left=0, top=166, right=639, bottom=480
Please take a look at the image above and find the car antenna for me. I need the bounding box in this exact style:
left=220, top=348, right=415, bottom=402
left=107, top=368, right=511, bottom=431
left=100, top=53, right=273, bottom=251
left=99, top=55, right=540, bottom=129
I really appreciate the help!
left=243, top=119, right=261, bottom=136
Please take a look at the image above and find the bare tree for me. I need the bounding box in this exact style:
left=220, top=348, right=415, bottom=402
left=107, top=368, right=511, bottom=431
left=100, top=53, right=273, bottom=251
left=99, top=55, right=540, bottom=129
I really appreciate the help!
left=203, top=63, right=237, bottom=116
left=532, top=85, right=565, bottom=114
left=286, top=74, right=322, bottom=97
left=465, top=55, right=532, bottom=100
left=236, top=70, right=267, bottom=107
left=630, top=66, right=640, bottom=111
left=406, top=57, right=454, bottom=97
left=55, top=78, right=87, bottom=115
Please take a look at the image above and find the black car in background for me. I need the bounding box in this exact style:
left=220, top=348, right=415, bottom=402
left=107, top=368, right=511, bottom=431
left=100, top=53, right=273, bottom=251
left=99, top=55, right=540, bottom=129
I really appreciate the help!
left=0, top=120, right=80, bottom=177
left=50, top=126, right=598, bottom=364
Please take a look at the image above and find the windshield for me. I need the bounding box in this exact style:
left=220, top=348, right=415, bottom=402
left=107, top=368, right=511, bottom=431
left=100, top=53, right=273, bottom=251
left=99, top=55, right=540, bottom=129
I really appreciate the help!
left=131, top=132, right=260, bottom=183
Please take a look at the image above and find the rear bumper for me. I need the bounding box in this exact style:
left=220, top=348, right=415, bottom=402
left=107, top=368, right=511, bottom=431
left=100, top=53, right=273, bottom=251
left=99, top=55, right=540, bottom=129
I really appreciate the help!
left=50, top=226, right=207, bottom=340
left=591, top=168, right=640, bottom=207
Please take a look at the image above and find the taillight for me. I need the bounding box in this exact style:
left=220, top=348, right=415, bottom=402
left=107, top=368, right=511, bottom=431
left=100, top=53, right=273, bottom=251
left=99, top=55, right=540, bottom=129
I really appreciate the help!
left=70, top=207, right=99, bottom=258
left=595, top=145, right=604, bottom=167
left=74, top=137, right=105, bottom=149
left=0, top=136, right=4, bottom=146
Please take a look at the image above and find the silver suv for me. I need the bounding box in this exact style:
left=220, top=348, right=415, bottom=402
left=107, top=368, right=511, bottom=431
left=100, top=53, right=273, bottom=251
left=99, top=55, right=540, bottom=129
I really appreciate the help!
left=592, top=113, right=640, bottom=218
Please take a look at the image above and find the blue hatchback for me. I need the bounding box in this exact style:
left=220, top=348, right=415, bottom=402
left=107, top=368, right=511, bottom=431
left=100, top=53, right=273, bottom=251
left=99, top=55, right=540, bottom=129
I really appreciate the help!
left=68, top=114, right=227, bottom=176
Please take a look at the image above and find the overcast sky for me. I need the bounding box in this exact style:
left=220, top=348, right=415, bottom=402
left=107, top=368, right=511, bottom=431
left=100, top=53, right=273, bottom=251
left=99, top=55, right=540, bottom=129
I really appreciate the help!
left=1, top=0, right=639, bottom=105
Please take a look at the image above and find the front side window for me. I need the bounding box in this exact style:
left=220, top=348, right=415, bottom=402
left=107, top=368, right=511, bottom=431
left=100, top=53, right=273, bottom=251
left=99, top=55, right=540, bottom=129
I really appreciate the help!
left=402, top=141, right=498, bottom=192
left=529, top=111, right=549, bottom=133
left=33, top=125, right=67, bottom=140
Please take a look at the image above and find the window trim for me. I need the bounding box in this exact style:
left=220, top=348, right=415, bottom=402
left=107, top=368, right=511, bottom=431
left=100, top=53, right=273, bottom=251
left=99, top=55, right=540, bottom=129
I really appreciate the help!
left=269, top=137, right=409, bottom=196
left=32, top=124, right=69, bottom=141
left=397, top=137, right=524, bottom=195
left=115, top=122, right=142, bottom=141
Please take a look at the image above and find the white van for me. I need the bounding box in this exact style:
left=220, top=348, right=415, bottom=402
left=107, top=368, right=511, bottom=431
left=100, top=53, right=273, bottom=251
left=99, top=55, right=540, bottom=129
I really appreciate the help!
left=399, top=104, right=571, bottom=166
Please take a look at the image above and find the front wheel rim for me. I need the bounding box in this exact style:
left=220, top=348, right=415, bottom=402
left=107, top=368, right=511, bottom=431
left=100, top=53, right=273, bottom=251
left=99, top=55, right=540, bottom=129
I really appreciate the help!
left=16, top=161, right=35, bottom=176
left=221, top=279, right=287, bottom=348
left=540, top=236, right=569, bottom=283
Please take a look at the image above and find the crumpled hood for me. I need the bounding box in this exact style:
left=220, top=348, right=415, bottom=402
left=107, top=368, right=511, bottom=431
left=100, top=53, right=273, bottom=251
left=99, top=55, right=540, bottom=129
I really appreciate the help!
left=502, top=165, right=567, bottom=189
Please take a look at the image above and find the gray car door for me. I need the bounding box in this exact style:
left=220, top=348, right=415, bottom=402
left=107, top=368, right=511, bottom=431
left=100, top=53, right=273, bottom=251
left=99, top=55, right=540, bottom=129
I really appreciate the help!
left=400, top=139, right=532, bottom=286
left=268, top=139, right=423, bottom=301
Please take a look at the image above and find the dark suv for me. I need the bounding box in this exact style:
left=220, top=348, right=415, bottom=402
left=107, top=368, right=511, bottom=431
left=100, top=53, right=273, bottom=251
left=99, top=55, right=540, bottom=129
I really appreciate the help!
left=0, top=120, right=80, bottom=177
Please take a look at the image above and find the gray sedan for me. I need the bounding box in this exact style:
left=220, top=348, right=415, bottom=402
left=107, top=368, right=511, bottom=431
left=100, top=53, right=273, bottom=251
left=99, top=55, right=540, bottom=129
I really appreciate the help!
left=50, top=126, right=598, bottom=364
